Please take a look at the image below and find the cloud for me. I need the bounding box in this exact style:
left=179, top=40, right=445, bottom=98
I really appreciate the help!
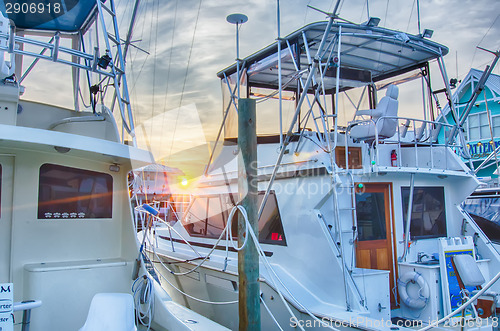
left=17, top=0, right=500, bottom=171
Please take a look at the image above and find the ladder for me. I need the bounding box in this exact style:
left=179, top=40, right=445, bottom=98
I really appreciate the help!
left=2, top=0, right=137, bottom=145
left=95, top=0, right=136, bottom=145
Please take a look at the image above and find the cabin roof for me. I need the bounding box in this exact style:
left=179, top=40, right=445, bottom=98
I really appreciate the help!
left=2, top=0, right=96, bottom=33
left=134, top=163, right=184, bottom=176
left=217, top=21, right=448, bottom=92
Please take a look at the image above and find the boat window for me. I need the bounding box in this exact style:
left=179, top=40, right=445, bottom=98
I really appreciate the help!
left=185, top=195, right=228, bottom=238
left=463, top=197, right=500, bottom=243
left=258, top=191, right=286, bottom=245
left=38, top=164, right=113, bottom=219
left=401, top=186, right=446, bottom=239
left=356, top=191, right=387, bottom=241
left=181, top=191, right=286, bottom=245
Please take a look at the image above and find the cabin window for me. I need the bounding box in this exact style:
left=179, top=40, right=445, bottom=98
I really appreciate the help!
left=466, top=112, right=500, bottom=141
left=463, top=197, right=500, bottom=244
left=182, top=191, right=286, bottom=245
left=356, top=191, right=387, bottom=241
left=186, top=195, right=229, bottom=238
left=401, top=186, right=446, bottom=239
left=38, top=164, right=113, bottom=219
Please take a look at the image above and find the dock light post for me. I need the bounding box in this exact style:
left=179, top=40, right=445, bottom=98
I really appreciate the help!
left=226, top=13, right=248, bottom=100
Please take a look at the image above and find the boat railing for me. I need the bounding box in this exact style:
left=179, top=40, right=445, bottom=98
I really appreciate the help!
left=13, top=300, right=42, bottom=331
left=165, top=200, right=190, bottom=224
left=165, top=195, right=194, bottom=222
left=345, top=116, right=463, bottom=172
left=0, top=0, right=137, bottom=145
left=458, top=206, right=500, bottom=258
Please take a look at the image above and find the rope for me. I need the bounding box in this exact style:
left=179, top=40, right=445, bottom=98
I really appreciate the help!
left=470, top=14, right=500, bottom=71
left=150, top=0, right=160, bottom=140
left=159, top=0, right=179, bottom=152
left=132, top=275, right=155, bottom=330
left=145, top=228, right=239, bottom=305
left=261, top=296, right=284, bottom=331
left=167, top=0, right=204, bottom=161
left=244, top=208, right=339, bottom=331
left=138, top=204, right=340, bottom=329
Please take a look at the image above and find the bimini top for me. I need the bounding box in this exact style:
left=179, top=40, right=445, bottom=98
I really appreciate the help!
left=0, top=0, right=95, bottom=33
left=217, top=21, right=449, bottom=92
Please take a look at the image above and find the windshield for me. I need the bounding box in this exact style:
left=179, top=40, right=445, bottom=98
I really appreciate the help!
left=463, top=196, right=500, bottom=243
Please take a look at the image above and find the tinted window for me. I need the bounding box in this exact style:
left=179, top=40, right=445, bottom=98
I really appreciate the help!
left=186, top=195, right=229, bottom=238
left=463, top=197, right=500, bottom=243
left=356, top=192, right=386, bottom=241
left=38, top=164, right=113, bottom=219
left=401, top=186, right=446, bottom=239
left=258, top=191, right=286, bottom=245
left=182, top=191, right=286, bottom=245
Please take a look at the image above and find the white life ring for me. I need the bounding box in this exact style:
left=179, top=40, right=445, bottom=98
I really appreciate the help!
left=398, top=271, right=430, bottom=309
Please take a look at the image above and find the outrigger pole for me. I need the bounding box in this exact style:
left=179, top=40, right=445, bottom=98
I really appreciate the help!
left=447, top=48, right=500, bottom=145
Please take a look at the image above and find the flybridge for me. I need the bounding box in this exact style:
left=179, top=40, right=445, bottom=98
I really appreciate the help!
left=217, top=21, right=449, bottom=93
left=0, top=0, right=137, bottom=145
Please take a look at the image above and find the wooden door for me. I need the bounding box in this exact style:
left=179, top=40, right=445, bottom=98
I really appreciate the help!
left=355, top=183, right=397, bottom=306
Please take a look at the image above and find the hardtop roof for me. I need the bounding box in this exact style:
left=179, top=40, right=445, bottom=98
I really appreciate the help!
left=1, top=0, right=96, bottom=33
left=217, top=21, right=449, bottom=92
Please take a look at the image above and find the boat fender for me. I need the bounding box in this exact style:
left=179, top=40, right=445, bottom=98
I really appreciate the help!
left=398, top=271, right=430, bottom=310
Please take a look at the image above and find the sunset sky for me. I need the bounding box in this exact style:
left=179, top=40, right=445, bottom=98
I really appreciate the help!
left=19, top=0, right=500, bottom=177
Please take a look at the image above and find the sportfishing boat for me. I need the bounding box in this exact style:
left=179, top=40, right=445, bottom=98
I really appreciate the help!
left=0, top=1, right=228, bottom=330
left=141, top=8, right=500, bottom=331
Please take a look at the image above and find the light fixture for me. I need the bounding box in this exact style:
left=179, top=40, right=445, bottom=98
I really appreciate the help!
left=365, top=17, right=380, bottom=27
left=109, top=164, right=120, bottom=172
left=181, top=178, right=188, bottom=186
left=97, top=53, right=112, bottom=69
left=395, top=32, right=410, bottom=43
left=422, top=29, right=433, bottom=38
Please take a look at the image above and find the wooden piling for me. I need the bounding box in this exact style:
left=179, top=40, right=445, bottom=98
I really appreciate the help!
left=238, top=98, right=260, bottom=330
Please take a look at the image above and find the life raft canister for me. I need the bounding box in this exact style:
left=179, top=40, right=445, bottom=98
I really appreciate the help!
left=398, top=271, right=430, bottom=309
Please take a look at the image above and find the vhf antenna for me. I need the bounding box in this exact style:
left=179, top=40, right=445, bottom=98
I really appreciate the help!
left=307, top=0, right=355, bottom=24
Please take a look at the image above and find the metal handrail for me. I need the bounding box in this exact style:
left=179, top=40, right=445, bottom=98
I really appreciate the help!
left=345, top=116, right=463, bottom=171
left=13, top=300, right=42, bottom=331
left=0, top=33, right=112, bottom=78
